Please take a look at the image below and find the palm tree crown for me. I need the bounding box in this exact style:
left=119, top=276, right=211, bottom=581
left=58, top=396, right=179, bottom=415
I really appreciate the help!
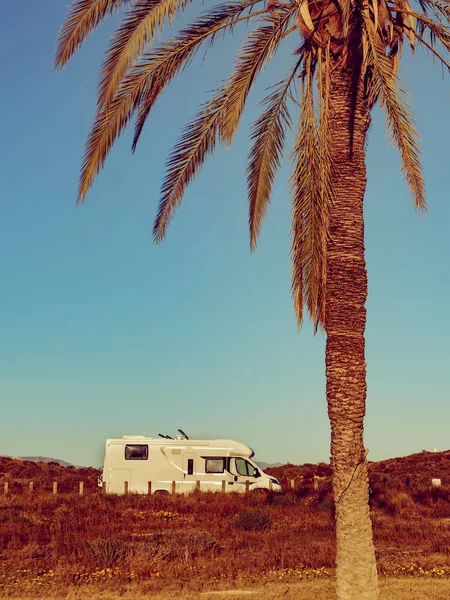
left=55, top=0, right=448, bottom=328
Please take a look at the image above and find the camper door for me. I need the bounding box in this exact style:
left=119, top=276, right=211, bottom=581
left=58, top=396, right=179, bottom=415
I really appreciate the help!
left=230, top=457, right=259, bottom=491
left=182, top=452, right=196, bottom=492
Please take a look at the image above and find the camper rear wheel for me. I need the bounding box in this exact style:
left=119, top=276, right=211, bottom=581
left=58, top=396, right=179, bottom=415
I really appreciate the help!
left=154, top=490, right=170, bottom=495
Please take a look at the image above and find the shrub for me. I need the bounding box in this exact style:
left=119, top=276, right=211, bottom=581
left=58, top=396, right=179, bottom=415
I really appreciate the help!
left=374, top=492, right=399, bottom=516
left=317, top=498, right=334, bottom=513
left=245, top=489, right=271, bottom=507
left=432, top=540, right=450, bottom=555
left=233, top=508, right=272, bottom=531
left=272, top=493, right=296, bottom=507
left=86, top=538, right=130, bottom=567
left=147, top=530, right=218, bottom=560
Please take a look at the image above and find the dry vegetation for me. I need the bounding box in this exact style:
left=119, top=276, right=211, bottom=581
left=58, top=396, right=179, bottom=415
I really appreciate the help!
left=6, top=579, right=450, bottom=600
left=0, top=451, right=449, bottom=597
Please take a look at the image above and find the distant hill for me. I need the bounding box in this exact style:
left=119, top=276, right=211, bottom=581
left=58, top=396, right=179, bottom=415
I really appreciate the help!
left=0, top=455, right=91, bottom=468
left=0, top=455, right=100, bottom=493
left=256, top=461, right=284, bottom=470
left=18, top=456, right=75, bottom=467
left=265, top=449, right=450, bottom=489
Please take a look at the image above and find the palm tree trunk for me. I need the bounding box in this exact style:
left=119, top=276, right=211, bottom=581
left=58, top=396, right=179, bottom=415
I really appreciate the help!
left=325, top=65, right=379, bottom=600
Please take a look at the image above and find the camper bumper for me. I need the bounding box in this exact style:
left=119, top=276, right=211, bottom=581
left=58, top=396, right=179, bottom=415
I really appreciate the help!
left=255, top=477, right=281, bottom=492
left=269, top=477, right=281, bottom=491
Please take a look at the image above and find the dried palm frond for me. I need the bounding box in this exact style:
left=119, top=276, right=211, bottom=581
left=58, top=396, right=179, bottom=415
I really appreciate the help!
left=315, top=42, right=332, bottom=328
left=412, top=29, right=450, bottom=68
left=297, top=0, right=315, bottom=39
left=248, top=60, right=301, bottom=250
left=291, top=59, right=317, bottom=329
left=220, top=6, right=297, bottom=146
left=97, top=0, right=192, bottom=110
left=153, top=89, right=227, bottom=242
left=392, top=6, right=450, bottom=66
left=339, top=0, right=353, bottom=39
left=55, top=0, right=131, bottom=70
left=290, top=52, right=330, bottom=330
left=77, top=0, right=262, bottom=200
left=363, top=13, right=426, bottom=211
left=399, top=0, right=416, bottom=52
left=418, top=0, right=450, bottom=25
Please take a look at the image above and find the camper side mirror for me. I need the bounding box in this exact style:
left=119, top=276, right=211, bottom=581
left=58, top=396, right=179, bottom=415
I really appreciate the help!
left=253, top=468, right=261, bottom=478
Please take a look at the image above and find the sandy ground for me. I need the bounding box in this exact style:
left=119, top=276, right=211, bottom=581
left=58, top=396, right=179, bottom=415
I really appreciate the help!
left=201, top=579, right=450, bottom=600
left=8, top=578, right=450, bottom=600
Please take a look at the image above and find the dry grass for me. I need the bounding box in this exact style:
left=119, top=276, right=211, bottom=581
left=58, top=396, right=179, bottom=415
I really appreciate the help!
left=0, top=452, right=449, bottom=597
left=6, top=579, right=450, bottom=599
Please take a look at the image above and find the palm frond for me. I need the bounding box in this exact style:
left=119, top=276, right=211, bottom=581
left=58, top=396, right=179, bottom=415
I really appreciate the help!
left=315, top=42, right=333, bottom=329
left=97, top=0, right=191, bottom=110
left=393, top=7, right=450, bottom=66
left=130, top=0, right=266, bottom=151
left=248, top=60, right=301, bottom=250
left=77, top=0, right=262, bottom=200
left=418, top=0, right=450, bottom=25
left=220, top=6, right=297, bottom=146
left=296, top=0, right=322, bottom=46
left=339, top=0, right=353, bottom=39
left=399, top=0, right=417, bottom=52
left=412, top=28, right=450, bottom=68
left=363, top=14, right=426, bottom=211
left=291, top=60, right=316, bottom=329
left=55, top=0, right=130, bottom=70
left=153, top=89, right=227, bottom=242
left=290, top=52, right=329, bottom=330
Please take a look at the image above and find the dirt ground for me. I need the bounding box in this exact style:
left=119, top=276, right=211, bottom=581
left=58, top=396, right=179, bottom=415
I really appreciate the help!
left=9, top=578, right=450, bottom=600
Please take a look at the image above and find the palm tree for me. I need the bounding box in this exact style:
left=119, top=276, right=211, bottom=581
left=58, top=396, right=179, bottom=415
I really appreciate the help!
left=55, top=1, right=449, bottom=598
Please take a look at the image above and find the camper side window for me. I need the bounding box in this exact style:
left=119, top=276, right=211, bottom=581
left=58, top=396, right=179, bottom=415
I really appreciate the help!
left=205, top=458, right=224, bottom=474
left=125, top=445, right=148, bottom=460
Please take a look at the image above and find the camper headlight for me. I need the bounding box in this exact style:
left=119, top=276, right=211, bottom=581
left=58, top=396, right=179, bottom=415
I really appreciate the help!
left=269, top=477, right=279, bottom=485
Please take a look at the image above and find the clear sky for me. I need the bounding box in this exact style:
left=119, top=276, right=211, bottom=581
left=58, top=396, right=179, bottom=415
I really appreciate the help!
left=1, top=2, right=449, bottom=468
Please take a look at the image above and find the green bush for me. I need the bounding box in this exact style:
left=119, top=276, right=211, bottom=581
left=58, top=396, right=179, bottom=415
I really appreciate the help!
left=233, top=508, right=272, bottom=531
left=86, top=538, right=130, bottom=567
left=272, top=493, right=296, bottom=507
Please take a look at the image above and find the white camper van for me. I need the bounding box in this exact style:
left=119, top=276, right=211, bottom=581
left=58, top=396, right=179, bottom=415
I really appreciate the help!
left=101, top=430, right=281, bottom=494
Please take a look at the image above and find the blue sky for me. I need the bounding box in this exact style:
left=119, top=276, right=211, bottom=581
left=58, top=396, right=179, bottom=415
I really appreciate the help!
left=1, top=1, right=449, bottom=468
